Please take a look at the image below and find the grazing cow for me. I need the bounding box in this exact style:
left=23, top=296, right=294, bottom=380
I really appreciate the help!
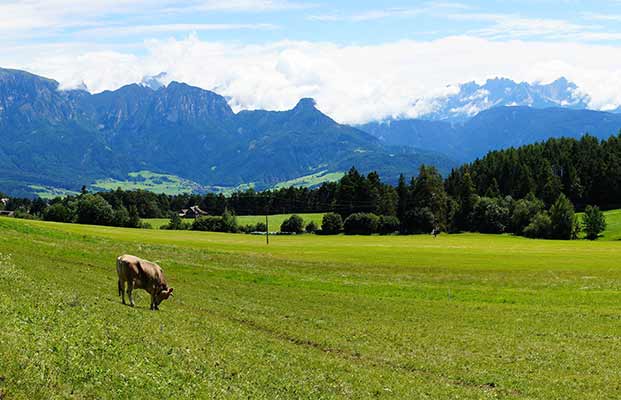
left=116, top=255, right=173, bottom=310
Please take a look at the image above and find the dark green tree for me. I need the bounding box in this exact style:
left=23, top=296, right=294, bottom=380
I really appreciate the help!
left=511, top=194, right=544, bottom=235
left=378, top=215, right=400, bottom=235
left=343, top=213, right=379, bottom=235
left=76, top=194, right=115, bottom=226
left=411, top=165, right=448, bottom=229
left=396, top=174, right=409, bottom=224
left=43, top=203, right=72, bottom=223
left=127, top=205, right=141, bottom=228
left=281, top=214, right=304, bottom=233
left=549, top=194, right=576, bottom=240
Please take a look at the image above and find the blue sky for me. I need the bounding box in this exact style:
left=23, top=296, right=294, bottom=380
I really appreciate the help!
left=7, top=1, right=621, bottom=46
left=3, top=0, right=621, bottom=123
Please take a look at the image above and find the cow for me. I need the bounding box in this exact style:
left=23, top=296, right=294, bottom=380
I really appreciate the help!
left=116, top=254, right=173, bottom=310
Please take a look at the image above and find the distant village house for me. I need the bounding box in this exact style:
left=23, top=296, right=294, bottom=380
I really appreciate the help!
left=179, top=206, right=208, bottom=219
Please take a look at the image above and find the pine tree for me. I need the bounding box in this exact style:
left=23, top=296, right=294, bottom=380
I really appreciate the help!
left=396, top=174, right=409, bottom=223
left=549, top=194, right=575, bottom=240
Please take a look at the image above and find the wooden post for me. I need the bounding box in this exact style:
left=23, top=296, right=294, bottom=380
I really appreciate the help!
left=266, top=214, right=269, bottom=245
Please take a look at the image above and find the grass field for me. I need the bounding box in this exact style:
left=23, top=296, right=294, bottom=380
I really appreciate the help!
left=1, top=217, right=621, bottom=399
left=146, top=213, right=325, bottom=230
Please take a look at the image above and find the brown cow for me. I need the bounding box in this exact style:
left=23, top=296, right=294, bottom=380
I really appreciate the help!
left=116, top=255, right=173, bottom=310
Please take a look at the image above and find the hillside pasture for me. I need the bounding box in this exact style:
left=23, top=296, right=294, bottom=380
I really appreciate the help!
left=1, top=218, right=621, bottom=398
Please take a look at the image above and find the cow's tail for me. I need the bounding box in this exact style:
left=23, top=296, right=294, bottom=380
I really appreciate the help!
left=116, top=256, right=123, bottom=297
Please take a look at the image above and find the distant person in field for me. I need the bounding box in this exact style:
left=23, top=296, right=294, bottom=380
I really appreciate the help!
left=431, top=227, right=440, bottom=238
left=116, top=255, right=173, bottom=310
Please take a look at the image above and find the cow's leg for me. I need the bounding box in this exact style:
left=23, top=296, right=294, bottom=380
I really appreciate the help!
left=127, top=281, right=135, bottom=307
left=119, top=279, right=126, bottom=305
left=150, top=292, right=156, bottom=310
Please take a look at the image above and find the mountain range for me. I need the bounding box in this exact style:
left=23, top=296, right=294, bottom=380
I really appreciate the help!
left=359, top=106, right=621, bottom=161
left=0, top=68, right=453, bottom=197
left=2, top=68, right=621, bottom=198
left=411, top=77, right=592, bottom=122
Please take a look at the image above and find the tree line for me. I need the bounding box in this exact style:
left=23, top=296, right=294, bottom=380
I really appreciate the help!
left=1, top=132, right=616, bottom=240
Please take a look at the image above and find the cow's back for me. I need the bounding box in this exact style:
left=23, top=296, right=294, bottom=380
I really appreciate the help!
left=117, top=254, right=163, bottom=289
left=117, top=254, right=141, bottom=281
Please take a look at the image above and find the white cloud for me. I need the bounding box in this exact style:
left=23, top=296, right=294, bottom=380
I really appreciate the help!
left=7, top=35, right=621, bottom=124
left=0, top=1, right=156, bottom=34
left=78, top=23, right=278, bottom=37
left=308, top=2, right=469, bottom=23
left=187, top=0, right=315, bottom=12
left=309, top=8, right=424, bottom=22
left=0, top=0, right=303, bottom=39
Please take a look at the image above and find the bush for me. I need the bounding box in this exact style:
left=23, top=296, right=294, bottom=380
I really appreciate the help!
left=305, top=221, right=318, bottom=234
left=43, top=203, right=72, bottom=223
left=192, top=216, right=224, bottom=232
left=511, top=196, right=544, bottom=235
left=549, top=194, right=575, bottom=240
left=321, top=213, right=343, bottom=235
left=140, top=222, right=153, bottom=229
left=582, top=205, right=606, bottom=240
left=255, top=222, right=267, bottom=232
left=221, top=209, right=238, bottom=233
left=343, top=213, right=379, bottom=235
left=192, top=211, right=237, bottom=233
left=238, top=224, right=256, bottom=234
left=162, top=213, right=190, bottom=230
left=13, top=209, right=38, bottom=220
left=378, top=215, right=400, bottom=235
left=402, top=207, right=435, bottom=234
left=523, top=212, right=552, bottom=239
left=281, top=214, right=304, bottom=234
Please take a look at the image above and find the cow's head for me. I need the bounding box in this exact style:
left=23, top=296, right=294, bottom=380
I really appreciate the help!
left=155, top=286, right=174, bottom=306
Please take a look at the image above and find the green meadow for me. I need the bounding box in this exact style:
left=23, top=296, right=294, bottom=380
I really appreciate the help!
left=600, top=209, right=621, bottom=240
left=146, top=213, right=325, bottom=230
left=1, top=216, right=621, bottom=399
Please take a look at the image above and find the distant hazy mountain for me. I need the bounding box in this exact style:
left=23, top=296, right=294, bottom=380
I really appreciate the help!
left=0, top=68, right=455, bottom=197
left=416, top=77, right=590, bottom=122
left=361, top=106, right=621, bottom=161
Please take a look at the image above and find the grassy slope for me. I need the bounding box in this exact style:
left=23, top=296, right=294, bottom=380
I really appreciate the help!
left=601, top=209, right=621, bottom=240
left=273, top=171, right=345, bottom=189
left=90, top=171, right=203, bottom=195
left=1, top=218, right=621, bottom=399
left=146, top=213, right=325, bottom=230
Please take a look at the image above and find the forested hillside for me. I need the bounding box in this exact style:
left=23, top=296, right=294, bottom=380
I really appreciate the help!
left=4, top=132, right=619, bottom=241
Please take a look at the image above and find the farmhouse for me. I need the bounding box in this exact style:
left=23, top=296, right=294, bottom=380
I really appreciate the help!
left=179, top=205, right=208, bottom=219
